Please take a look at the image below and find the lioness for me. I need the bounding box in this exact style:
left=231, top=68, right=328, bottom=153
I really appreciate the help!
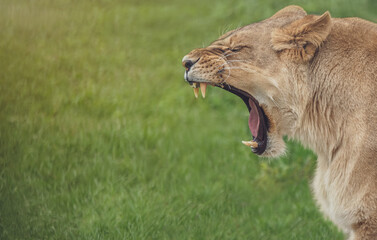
left=182, top=6, right=377, bottom=240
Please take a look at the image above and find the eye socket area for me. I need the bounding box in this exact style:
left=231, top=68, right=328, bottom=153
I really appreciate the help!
left=209, top=45, right=248, bottom=55
left=230, top=46, right=242, bottom=52
left=228, top=45, right=247, bottom=53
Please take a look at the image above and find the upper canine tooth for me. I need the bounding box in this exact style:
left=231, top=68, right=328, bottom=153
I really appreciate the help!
left=193, top=87, right=199, bottom=98
left=200, top=83, right=207, bottom=98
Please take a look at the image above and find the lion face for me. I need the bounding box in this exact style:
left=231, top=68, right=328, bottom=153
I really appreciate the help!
left=182, top=6, right=332, bottom=157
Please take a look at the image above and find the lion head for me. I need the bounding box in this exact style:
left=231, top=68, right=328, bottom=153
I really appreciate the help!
left=182, top=6, right=332, bottom=157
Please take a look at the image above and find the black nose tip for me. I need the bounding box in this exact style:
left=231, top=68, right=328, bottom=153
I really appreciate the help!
left=183, top=60, right=194, bottom=71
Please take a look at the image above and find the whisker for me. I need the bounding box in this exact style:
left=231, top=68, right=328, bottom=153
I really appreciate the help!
left=217, top=60, right=249, bottom=69
left=226, top=60, right=249, bottom=63
left=214, top=53, right=231, bottom=62
left=223, top=67, right=257, bottom=73
left=211, top=52, right=242, bottom=67
left=223, top=51, right=240, bottom=58
left=223, top=66, right=232, bottom=85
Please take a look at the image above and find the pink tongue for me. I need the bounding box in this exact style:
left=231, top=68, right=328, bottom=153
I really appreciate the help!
left=248, top=98, right=260, bottom=138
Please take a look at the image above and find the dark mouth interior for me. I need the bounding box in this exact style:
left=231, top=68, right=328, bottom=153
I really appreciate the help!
left=218, top=85, right=269, bottom=155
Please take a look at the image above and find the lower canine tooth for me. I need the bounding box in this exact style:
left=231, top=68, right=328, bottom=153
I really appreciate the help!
left=200, top=83, right=207, bottom=98
left=193, top=88, right=199, bottom=98
left=242, top=140, right=258, bottom=148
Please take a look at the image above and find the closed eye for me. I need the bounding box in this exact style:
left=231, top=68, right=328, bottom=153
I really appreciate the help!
left=230, top=45, right=249, bottom=52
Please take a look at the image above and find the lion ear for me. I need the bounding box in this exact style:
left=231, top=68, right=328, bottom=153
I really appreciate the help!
left=271, top=11, right=332, bottom=63
left=271, top=5, right=307, bottom=19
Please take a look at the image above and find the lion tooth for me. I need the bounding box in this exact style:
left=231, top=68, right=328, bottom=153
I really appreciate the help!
left=200, top=83, right=207, bottom=98
left=193, top=87, right=199, bottom=98
left=242, top=140, right=258, bottom=148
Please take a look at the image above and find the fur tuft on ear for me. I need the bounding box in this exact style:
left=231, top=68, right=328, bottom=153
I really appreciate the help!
left=271, top=11, right=332, bottom=63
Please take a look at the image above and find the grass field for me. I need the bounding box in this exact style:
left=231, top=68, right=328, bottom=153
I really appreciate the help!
left=1, top=0, right=376, bottom=239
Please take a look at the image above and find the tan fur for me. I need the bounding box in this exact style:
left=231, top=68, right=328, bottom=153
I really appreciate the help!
left=182, top=5, right=377, bottom=239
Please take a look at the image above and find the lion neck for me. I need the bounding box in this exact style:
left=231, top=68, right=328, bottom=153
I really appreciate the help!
left=282, top=62, right=347, bottom=161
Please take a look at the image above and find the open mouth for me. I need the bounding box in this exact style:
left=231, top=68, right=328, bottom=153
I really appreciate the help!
left=188, top=81, right=269, bottom=155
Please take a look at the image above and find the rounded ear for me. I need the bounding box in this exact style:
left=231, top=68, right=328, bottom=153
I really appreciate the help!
left=271, top=5, right=307, bottom=19
left=271, top=11, right=332, bottom=63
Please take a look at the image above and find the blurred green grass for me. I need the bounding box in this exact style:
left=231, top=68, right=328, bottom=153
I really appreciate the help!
left=0, top=0, right=375, bottom=239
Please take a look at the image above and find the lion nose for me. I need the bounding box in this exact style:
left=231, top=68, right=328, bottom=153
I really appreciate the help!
left=183, top=59, right=194, bottom=71
left=182, top=56, right=199, bottom=71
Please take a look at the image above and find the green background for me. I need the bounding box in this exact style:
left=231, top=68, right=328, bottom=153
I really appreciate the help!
left=1, top=0, right=376, bottom=239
